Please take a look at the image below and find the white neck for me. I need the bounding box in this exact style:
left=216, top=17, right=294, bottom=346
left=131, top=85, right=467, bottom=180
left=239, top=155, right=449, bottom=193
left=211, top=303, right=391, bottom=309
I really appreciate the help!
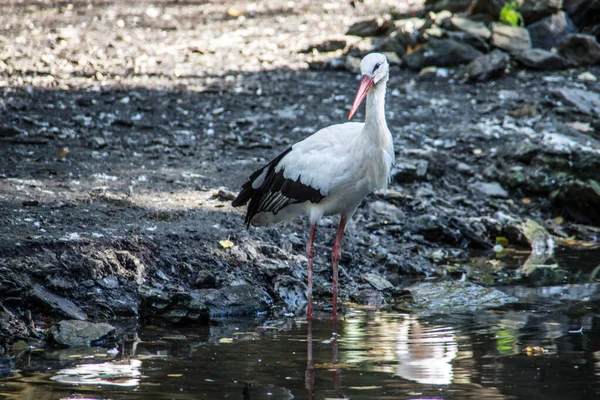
left=364, top=77, right=388, bottom=134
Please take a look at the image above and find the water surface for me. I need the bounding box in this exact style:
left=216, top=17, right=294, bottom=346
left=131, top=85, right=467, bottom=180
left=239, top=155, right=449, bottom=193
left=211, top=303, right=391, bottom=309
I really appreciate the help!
left=2, top=300, right=600, bottom=400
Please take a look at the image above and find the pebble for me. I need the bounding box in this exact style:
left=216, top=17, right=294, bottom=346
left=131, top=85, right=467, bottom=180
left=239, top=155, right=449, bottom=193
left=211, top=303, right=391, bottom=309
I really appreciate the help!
left=577, top=72, right=598, bottom=82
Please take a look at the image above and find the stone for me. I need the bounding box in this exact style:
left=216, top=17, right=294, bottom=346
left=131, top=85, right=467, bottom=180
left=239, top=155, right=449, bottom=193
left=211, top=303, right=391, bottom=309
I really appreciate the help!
left=196, top=284, right=272, bottom=318
left=300, top=39, right=347, bottom=53
left=368, top=200, right=405, bottom=223
left=425, top=0, right=472, bottom=13
left=273, top=275, right=306, bottom=311
left=469, top=181, right=509, bottom=198
left=350, top=289, right=384, bottom=306
left=0, top=358, right=14, bottom=378
left=49, top=320, right=115, bottom=347
left=491, top=23, right=531, bottom=53
left=346, top=18, right=387, bottom=37
left=526, top=12, right=579, bottom=50
left=469, top=0, right=561, bottom=23
left=520, top=219, right=555, bottom=255
left=514, top=49, right=574, bottom=70
left=450, top=16, right=491, bottom=40
left=404, top=38, right=483, bottom=69
left=393, top=159, right=428, bottom=182
left=578, top=72, right=598, bottom=82
left=565, top=0, right=600, bottom=41
left=556, top=34, right=600, bottom=66
left=31, top=285, right=87, bottom=321
left=444, top=30, right=490, bottom=52
left=378, top=20, right=425, bottom=56
left=465, top=49, right=510, bottom=81
left=406, top=280, right=518, bottom=312
left=552, top=179, right=600, bottom=225
left=363, top=273, right=394, bottom=291
left=552, top=88, right=600, bottom=117
left=194, top=270, right=217, bottom=289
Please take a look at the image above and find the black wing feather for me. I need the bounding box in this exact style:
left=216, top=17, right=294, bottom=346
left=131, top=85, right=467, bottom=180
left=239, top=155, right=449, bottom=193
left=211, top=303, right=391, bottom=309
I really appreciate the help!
left=232, top=147, right=326, bottom=226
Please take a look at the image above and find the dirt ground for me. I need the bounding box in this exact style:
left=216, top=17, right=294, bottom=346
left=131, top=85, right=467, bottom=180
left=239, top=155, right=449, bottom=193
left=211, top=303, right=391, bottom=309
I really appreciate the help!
left=1, top=0, right=599, bottom=344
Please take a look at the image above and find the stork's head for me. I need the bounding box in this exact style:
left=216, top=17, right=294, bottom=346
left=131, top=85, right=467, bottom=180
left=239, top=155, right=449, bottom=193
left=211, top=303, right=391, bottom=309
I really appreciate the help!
left=348, top=53, right=389, bottom=120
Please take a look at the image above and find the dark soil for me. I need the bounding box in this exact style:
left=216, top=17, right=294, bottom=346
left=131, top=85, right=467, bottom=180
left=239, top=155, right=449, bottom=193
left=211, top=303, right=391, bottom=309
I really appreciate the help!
left=1, top=0, right=599, bottom=346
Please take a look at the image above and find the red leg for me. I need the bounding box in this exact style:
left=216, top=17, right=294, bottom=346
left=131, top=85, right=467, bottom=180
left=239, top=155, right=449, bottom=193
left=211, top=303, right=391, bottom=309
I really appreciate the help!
left=305, top=319, right=314, bottom=398
left=331, top=215, right=347, bottom=317
left=306, top=222, right=317, bottom=320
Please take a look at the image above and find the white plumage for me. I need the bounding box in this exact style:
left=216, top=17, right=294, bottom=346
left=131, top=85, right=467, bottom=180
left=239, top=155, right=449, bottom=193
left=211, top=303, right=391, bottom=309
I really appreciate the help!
left=233, top=52, right=394, bottom=318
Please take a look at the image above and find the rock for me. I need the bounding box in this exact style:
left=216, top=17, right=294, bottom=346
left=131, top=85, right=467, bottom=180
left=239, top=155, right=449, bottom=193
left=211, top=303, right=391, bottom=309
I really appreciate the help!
left=138, top=286, right=210, bottom=323
left=363, top=273, right=394, bottom=291
left=578, top=71, right=598, bottom=82
left=273, top=275, right=306, bottom=311
left=566, top=0, right=600, bottom=41
left=519, top=0, right=562, bottom=23
left=444, top=30, right=490, bottom=52
left=556, top=34, right=600, bottom=66
left=346, top=18, right=387, bottom=37
left=11, top=340, right=29, bottom=351
left=30, top=285, right=87, bottom=321
left=0, top=358, right=14, bottom=378
left=526, top=11, right=578, bottom=50
left=382, top=51, right=403, bottom=65
left=344, top=55, right=361, bottom=71
left=300, top=39, right=347, bottom=53
left=450, top=16, right=491, bottom=40
left=404, top=38, right=483, bottom=69
left=350, top=289, right=384, bottom=306
left=551, top=179, right=600, bottom=225
left=49, top=320, right=115, bottom=347
left=469, top=181, right=509, bottom=198
left=465, top=49, right=510, bottom=81
left=194, top=270, right=217, bottom=289
left=406, top=280, right=518, bottom=312
left=514, top=49, right=574, bottom=70
left=519, top=219, right=555, bottom=255
left=457, top=162, right=474, bottom=174
left=393, top=159, right=428, bottom=182
left=469, top=0, right=561, bottom=23
left=96, top=275, right=119, bottom=289
left=368, top=200, right=405, bottom=223
left=0, top=125, right=24, bottom=137
left=491, top=23, right=531, bottom=53
left=197, top=284, right=271, bottom=318
left=377, top=19, right=425, bottom=56
left=552, top=88, right=600, bottom=117
left=425, top=0, right=472, bottom=13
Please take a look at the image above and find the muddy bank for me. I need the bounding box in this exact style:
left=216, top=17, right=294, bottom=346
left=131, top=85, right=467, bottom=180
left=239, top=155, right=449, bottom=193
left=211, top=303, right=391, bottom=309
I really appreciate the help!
left=1, top=0, right=599, bottom=349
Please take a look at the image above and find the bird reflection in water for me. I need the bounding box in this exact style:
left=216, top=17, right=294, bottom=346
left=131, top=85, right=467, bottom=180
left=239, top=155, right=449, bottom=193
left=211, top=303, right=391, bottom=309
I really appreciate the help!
left=305, top=316, right=346, bottom=399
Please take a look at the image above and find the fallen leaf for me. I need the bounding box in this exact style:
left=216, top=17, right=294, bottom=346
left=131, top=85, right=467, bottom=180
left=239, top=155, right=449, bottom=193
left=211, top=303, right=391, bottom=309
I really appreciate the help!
left=405, top=43, right=424, bottom=55
left=524, top=346, right=545, bottom=356
left=521, top=198, right=531, bottom=205
left=227, top=8, right=244, bottom=17
left=552, top=216, right=564, bottom=225
left=496, top=236, right=509, bottom=246
left=219, top=239, right=234, bottom=249
left=59, top=147, right=69, bottom=158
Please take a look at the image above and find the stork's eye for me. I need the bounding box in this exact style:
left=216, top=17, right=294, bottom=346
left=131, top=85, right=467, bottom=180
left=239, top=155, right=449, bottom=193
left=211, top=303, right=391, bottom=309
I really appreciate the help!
left=372, top=62, right=381, bottom=73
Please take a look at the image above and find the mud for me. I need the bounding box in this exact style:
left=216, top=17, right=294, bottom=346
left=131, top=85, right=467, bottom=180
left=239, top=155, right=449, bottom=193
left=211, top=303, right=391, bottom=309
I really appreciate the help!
left=0, top=0, right=599, bottom=346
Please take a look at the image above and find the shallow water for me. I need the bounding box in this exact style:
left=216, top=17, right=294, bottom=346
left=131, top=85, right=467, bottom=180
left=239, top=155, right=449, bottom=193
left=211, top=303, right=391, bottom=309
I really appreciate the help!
left=2, top=297, right=600, bottom=400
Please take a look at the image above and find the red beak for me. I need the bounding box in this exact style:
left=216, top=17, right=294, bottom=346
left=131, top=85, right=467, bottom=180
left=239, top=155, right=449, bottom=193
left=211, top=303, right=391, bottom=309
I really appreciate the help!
left=348, top=75, right=374, bottom=120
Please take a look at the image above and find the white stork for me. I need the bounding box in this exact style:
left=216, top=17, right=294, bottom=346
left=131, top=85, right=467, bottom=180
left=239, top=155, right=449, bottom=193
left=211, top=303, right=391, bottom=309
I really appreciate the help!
left=232, top=53, right=394, bottom=318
